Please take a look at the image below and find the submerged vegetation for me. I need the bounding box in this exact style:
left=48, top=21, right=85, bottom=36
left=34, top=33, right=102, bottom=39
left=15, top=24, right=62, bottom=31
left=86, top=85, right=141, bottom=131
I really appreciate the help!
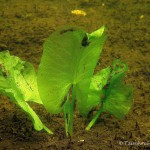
left=0, top=26, right=133, bottom=136
left=0, top=51, right=53, bottom=134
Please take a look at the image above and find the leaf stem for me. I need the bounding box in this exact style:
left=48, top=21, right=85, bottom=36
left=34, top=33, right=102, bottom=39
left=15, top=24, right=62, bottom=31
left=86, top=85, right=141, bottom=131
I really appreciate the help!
left=64, top=94, right=70, bottom=137
left=64, top=84, right=76, bottom=136
left=68, top=84, right=76, bottom=135
left=86, top=104, right=103, bottom=131
left=16, top=100, right=53, bottom=134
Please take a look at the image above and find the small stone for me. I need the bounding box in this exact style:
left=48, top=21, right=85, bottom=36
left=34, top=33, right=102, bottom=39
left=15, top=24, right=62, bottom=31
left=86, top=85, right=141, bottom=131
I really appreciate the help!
left=78, top=139, right=84, bottom=142
left=139, top=15, right=144, bottom=19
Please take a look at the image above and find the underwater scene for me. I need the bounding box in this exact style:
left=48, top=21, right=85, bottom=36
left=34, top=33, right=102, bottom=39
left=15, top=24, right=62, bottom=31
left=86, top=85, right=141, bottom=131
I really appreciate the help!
left=0, top=0, right=149, bottom=149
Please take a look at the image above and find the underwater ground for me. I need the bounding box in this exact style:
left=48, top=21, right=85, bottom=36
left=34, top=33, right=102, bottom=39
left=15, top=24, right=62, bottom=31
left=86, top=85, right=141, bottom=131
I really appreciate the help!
left=0, top=0, right=149, bottom=149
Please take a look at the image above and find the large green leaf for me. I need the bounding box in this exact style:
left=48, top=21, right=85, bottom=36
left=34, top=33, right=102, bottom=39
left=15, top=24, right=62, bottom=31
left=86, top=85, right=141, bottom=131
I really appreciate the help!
left=0, top=51, right=53, bottom=134
left=38, top=26, right=107, bottom=114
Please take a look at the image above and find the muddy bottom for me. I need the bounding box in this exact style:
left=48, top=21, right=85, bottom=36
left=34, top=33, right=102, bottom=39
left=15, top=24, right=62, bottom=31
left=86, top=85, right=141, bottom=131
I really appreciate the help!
left=0, top=0, right=149, bottom=149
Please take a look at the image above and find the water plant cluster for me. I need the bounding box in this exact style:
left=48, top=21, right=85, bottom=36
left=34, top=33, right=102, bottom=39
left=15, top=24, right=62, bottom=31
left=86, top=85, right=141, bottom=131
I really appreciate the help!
left=0, top=26, right=133, bottom=136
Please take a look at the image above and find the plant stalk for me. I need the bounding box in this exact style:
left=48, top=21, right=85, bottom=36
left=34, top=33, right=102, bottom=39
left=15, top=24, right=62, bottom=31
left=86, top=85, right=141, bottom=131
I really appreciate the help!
left=86, top=104, right=103, bottom=131
left=64, top=94, right=70, bottom=137
left=68, top=84, right=76, bottom=135
left=64, top=84, right=76, bottom=136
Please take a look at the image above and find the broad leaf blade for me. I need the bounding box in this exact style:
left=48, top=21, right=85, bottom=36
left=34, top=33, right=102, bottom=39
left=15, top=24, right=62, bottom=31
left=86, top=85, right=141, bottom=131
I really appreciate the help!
left=38, top=26, right=106, bottom=114
left=103, top=60, right=133, bottom=119
left=0, top=51, right=52, bottom=133
left=12, top=56, right=42, bottom=104
left=0, top=51, right=42, bottom=104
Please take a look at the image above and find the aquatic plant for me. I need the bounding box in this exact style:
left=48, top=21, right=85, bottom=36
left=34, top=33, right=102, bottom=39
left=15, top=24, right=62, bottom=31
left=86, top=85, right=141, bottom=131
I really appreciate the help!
left=37, top=26, right=133, bottom=136
left=0, top=51, right=53, bottom=134
left=0, top=26, right=133, bottom=136
left=85, top=59, right=133, bottom=130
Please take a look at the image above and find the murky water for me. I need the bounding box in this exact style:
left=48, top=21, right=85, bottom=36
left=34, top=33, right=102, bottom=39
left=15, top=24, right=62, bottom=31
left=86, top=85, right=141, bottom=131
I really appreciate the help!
left=0, top=0, right=149, bottom=149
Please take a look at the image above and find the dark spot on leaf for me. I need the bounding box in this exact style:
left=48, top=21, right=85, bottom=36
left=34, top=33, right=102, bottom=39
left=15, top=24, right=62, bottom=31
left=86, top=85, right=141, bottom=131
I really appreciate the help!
left=60, top=28, right=75, bottom=34
left=103, top=83, right=109, bottom=89
left=2, top=71, right=7, bottom=78
left=82, top=34, right=90, bottom=47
